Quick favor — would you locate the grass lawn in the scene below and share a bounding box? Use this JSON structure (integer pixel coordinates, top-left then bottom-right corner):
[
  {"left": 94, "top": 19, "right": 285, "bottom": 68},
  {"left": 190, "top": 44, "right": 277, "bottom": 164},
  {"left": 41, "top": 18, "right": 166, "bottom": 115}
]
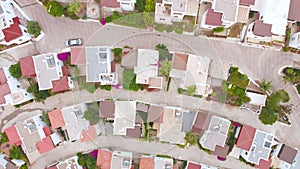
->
[
  {"left": 122, "top": 69, "right": 136, "bottom": 90},
  {"left": 113, "top": 13, "right": 147, "bottom": 29}
]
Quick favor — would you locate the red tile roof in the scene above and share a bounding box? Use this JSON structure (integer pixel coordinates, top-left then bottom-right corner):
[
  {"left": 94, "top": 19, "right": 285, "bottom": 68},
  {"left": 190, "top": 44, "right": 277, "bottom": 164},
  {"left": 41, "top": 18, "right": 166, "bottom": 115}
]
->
[
  {"left": 253, "top": 20, "right": 272, "bottom": 37},
  {"left": 126, "top": 125, "right": 141, "bottom": 138},
  {"left": 288, "top": 0, "right": 300, "bottom": 22},
  {"left": 70, "top": 47, "right": 86, "bottom": 65},
  {"left": 81, "top": 125, "right": 98, "bottom": 142},
  {"left": 147, "top": 105, "right": 164, "bottom": 123},
  {"left": 255, "top": 159, "right": 272, "bottom": 169},
  {"left": 100, "top": 0, "right": 120, "bottom": 8},
  {"left": 2, "top": 17, "right": 22, "bottom": 42},
  {"left": 205, "top": 8, "right": 223, "bottom": 27},
  {"left": 36, "top": 136, "right": 54, "bottom": 154},
  {"left": 239, "top": 0, "right": 255, "bottom": 5},
  {"left": 172, "top": 53, "right": 188, "bottom": 70},
  {"left": 139, "top": 157, "right": 154, "bottom": 169},
  {"left": 61, "top": 66, "right": 69, "bottom": 76},
  {"left": 236, "top": 125, "right": 256, "bottom": 151},
  {"left": 43, "top": 126, "right": 51, "bottom": 137},
  {"left": 99, "top": 101, "right": 115, "bottom": 118},
  {"left": 51, "top": 76, "right": 70, "bottom": 93},
  {"left": 211, "top": 145, "right": 229, "bottom": 158},
  {"left": 48, "top": 109, "right": 65, "bottom": 129},
  {"left": 192, "top": 112, "right": 211, "bottom": 135},
  {"left": 97, "top": 150, "right": 112, "bottom": 169},
  {"left": 19, "top": 56, "right": 36, "bottom": 77},
  {"left": 0, "top": 68, "right": 7, "bottom": 84},
  {"left": 278, "top": 144, "right": 297, "bottom": 164},
  {"left": 187, "top": 162, "right": 201, "bottom": 169},
  {"left": 0, "top": 83, "right": 11, "bottom": 104},
  {"left": 4, "top": 126, "right": 22, "bottom": 146}
]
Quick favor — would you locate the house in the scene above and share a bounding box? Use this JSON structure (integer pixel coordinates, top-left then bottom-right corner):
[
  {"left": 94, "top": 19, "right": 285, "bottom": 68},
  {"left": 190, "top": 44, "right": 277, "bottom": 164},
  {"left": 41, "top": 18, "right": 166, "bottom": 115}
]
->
[
  {"left": 277, "top": 144, "right": 300, "bottom": 169},
  {"left": 185, "top": 161, "right": 218, "bottom": 169},
  {"left": 100, "top": 0, "right": 136, "bottom": 11},
  {"left": 47, "top": 156, "right": 83, "bottom": 169},
  {"left": 48, "top": 109, "right": 65, "bottom": 129},
  {"left": 19, "top": 56, "right": 36, "bottom": 77},
  {"left": 97, "top": 149, "right": 112, "bottom": 169},
  {"left": 113, "top": 101, "right": 137, "bottom": 136},
  {"left": 191, "top": 111, "right": 211, "bottom": 135},
  {"left": 70, "top": 46, "right": 118, "bottom": 85},
  {"left": 288, "top": 0, "right": 300, "bottom": 22},
  {"left": 0, "top": 67, "right": 33, "bottom": 107},
  {"left": 99, "top": 100, "right": 115, "bottom": 120},
  {"left": 0, "top": 153, "right": 20, "bottom": 169},
  {"left": 240, "top": 129, "right": 275, "bottom": 165},
  {"left": 4, "top": 114, "right": 56, "bottom": 163},
  {"left": 134, "top": 49, "right": 163, "bottom": 89},
  {"left": 111, "top": 151, "right": 133, "bottom": 169},
  {"left": 32, "top": 53, "right": 73, "bottom": 92},
  {"left": 154, "top": 156, "right": 173, "bottom": 169},
  {"left": 200, "top": 0, "right": 241, "bottom": 29},
  {"left": 289, "top": 32, "right": 300, "bottom": 50},
  {"left": 139, "top": 156, "right": 155, "bottom": 169},
  {"left": 199, "top": 116, "right": 231, "bottom": 151},
  {"left": 158, "top": 107, "right": 185, "bottom": 145},
  {"left": 241, "top": 91, "right": 267, "bottom": 113},
  {"left": 170, "top": 53, "right": 212, "bottom": 96},
  {"left": 236, "top": 125, "right": 256, "bottom": 151},
  {"left": 245, "top": 0, "right": 290, "bottom": 43},
  {"left": 0, "top": 0, "right": 31, "bottom": 46},
  {"left": 155, "top": 0, "right": 199, "bottom": 24}
]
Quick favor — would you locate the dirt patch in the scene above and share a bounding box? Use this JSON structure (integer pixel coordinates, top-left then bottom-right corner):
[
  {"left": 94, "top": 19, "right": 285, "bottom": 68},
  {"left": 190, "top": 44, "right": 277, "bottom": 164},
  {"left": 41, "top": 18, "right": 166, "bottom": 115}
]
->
[{"left": 228, "top": 23, "right": 244, "bottom": 38}]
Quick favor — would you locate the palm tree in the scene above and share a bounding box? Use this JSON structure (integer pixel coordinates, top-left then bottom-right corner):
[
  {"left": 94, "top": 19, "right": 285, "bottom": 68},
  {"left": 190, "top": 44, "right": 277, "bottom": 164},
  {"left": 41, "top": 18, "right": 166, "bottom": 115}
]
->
[
  {"left": 186, "top": 85, "right": 197, "bottom": 96},
  {"left": 259, "top": 79, "right": 273, "bottom": 93},
  {"left": 159, "top": 59, "right": 172, "bottom": 77}
]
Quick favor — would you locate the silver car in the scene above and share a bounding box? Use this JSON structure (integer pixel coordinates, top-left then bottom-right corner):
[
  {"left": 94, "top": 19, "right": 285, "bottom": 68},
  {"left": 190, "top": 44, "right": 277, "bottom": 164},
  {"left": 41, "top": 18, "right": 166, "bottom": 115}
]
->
[{"left": 65, "top": 38, "right": 82, "bottom": 47}]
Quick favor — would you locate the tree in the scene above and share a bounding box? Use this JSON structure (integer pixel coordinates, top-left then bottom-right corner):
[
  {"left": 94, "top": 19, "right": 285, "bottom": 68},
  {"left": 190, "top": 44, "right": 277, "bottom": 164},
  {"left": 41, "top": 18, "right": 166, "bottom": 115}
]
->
[
  {"left": 67, "top": 2, "right": 81, "bottom": 15},
  {"left": 212, "top": 26, "right": 225, "bottom": 33},
  {"left": 143, "top": 12, "right": 154, "bottom": 27},
  {"left": 27, "top": 21, "right": 42, "bottom": 38},
  {"left": 186, "top": 85, "right": 197, "bottom": 96},
  {"left": 9, "top": 145, "right": 25, "bottom": 160},
  {"left": 144, "top": 0, "right": 155, "bottom": 12},
  {"left": 278, "top": 89, "right": 290, "bottom": 103},
  {"left": 27, "top": 83, "right": 50, "bottom": 101},
  {"left": 46, "top": 0, "right": 65, "bottom": 17},
  {"left": 184, "top": 131, "right": 198, "bottom": 146},
  {"left": 77, "top": 153, "right": 97, "bottom": 169},
  {"left": 159, "top": 59, "right": 172, "bottom": 77},
  {"left": 83, "top": 109, "right": 100, "bottom": 124},
  {"left": 259, "top": 79, "right": 272, "bottom": 93},
  {"left": 40, "top": 112, "right": 51, "bottom": 126},
  {"left": 136, "top": 0, "right": 146, "bottom": 12},
  {"left": 259, "top": 107, "right": 277, "bottom": 125},
  {"left": 156, "top": 44, "right": 170, "bottom": 60},
  {"left": 9, "top": 62, "right": 22, "bottom": 79},
  {"left": 0, "top": 132, "right": 8, "bottom": 146}
]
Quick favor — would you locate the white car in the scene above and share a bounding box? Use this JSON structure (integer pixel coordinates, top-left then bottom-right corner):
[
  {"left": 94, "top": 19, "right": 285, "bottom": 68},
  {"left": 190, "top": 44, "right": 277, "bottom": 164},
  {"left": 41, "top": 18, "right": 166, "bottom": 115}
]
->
[{"left": 65, "top": 38, "right": 82, "bottom": 47}]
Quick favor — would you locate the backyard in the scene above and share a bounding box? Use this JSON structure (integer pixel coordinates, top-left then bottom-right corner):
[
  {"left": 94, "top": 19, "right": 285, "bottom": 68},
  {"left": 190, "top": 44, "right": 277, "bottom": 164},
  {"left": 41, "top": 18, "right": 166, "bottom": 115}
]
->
[{"left": 122, "top": 69, "right": 142, "bottom": 91}]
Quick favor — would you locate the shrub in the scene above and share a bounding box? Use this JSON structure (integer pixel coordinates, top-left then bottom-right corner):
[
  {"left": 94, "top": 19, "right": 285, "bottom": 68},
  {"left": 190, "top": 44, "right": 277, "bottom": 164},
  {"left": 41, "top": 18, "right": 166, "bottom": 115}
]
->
[
  {"left": 112, "top": 11, "right": 121, "bottom": 20},
  {"left": 70, "top": 14, "right": 80, "bottom": 20},
  {"left": 83, "top": 108, "right": 100, "bottom": 124},
  {"left": 282, "top": 46, "right": 290, "bottom": 52},
  {"left": 154, "top": 23, "right": 165, "bottom": 32},
  {"left": 9, "top": 146, "right": 25, "bottom": 160},
  {"left": 82, "top": 14, "right": 87, "bottom": 20},
  {"left": 67, "top": 2, "right": 81, "bottom": 15},
  {"left": 27, "top": 83, "right": 51, "bottom": 101},
  {"left": 46, "top": 0, "right": 65, "bottom": 17},
  {"left": 159, "top": 59, "right": 172, "bottom": 77},
  {"left": 9, "top": 62, "right": 22, "bottom": 79},
  {"left": 105, "top": 16, "right": 112, "bottom": 23},
  {"left": 136, "top": 0, "right": 146, "bottom": 12},
  {"left": 175, "top": 27, "right": 183, "bottom": 34},
  {"left": 212, "top": 26, "right": 225, "bottom": 33},
  {"left": 40, "top": 112, "right": 51, "bottom": 126},
  {"left": 100, "top": 85, "right": 112, "bottom": 91},
  {"left": 184, "top": 131, "right": 199, "bottom": 146},
  {"left": 0, "top": 132, "right": 8, "bottom": 146},
  {"left": 166, "top": 25, "right": 173, "bottom": 33},
  {"left": 27, "top": 21, "right": 42, "bottom": 38}
]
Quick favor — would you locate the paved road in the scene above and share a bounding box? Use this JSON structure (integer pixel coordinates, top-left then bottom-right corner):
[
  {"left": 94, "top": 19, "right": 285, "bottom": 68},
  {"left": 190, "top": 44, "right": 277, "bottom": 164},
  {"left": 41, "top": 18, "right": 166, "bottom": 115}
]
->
[{"left": 31, "top": 135, "right": 253, "bottom": 169}]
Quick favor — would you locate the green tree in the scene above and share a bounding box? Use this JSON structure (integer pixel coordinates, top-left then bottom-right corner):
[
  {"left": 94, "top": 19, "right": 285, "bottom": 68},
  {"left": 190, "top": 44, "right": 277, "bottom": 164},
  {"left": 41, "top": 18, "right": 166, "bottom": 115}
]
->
[
  {"left": 46, "top": 0, "right": 65, "bottom": 17},
  {"left": 143, "top": 12, "right": 154, "bottom": 27},
  {"left": 136, "top": 0, "right": 146, "bottom": 12},
  {"left": 159, "top": 59, "right": 172, "bottom": 77},
  {"left": 184, "top": 131, "right": 198, "bottom": 146},
  {"left": 259, "top": 107, "right": 277, "bottom": 125},
  {"left": 144, "top": 0, "right": 155, "bottom": 12},
  {"left": 40, "top": 112, "right": 51, "bottom": 126},
  {"left": 9, "top": 146, "right": 25, "bottom": 160},
  {"left": 27, "top": 21, "right": 42, "bottom": 38},
  {"left": 77, "top": 152, "right": 97, "bottom": 169},
  {"left": 277, "top": 89, "right": 290, "bottom": 103},
  {"left": 67, "top": 2, "right": 81, "bottom": 15},
  {"left": 0, "top": 132, "right": 8, "bottom": 146},
  {"left": 259, "top": 79, "right": 273, "bottom": 93},
  {"left": 212, "top": 26, "right": 225, "bottom": 33},
  {"left": 186, "top": 85, "right": 197, "bottom": 96},
  {"left": 83, "top": 108, "right": 100, "bottom": 124},
  {"left": 155, "top": 44, "right": 170, "bottom": 60},
  {"left": 9, "top": 62, "right": 22, "bottom": 79},
  {"left": 27, "top": 83, "right": 50, "bottom": 101}
]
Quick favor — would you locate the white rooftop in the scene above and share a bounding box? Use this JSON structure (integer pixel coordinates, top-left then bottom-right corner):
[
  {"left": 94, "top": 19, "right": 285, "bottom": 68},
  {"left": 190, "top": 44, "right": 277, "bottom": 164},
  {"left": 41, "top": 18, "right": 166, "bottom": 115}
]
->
[
  {"left": 111, "top": 151, "right": 133, "bottom": 169},
  {"left": 246, "top": 91, "right": 267, "bottom": 106}
]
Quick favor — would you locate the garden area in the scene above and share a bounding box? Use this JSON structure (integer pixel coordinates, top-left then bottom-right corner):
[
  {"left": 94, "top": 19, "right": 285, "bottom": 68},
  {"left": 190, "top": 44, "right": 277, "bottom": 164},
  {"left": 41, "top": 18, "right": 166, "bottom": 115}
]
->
[
  {"left": 122, "top": 69, "right": 142, "bottom": 91},
  {"left": 259, "top": 90, "right": 290, "bottom": 125},
  {"left": 282, "top": 67, "right": 300, "bottom": 94}
]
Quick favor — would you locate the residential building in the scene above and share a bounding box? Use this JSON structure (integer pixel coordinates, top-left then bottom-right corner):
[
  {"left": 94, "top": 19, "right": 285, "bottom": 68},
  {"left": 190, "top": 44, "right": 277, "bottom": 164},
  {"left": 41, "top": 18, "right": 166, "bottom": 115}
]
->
[
  {"left": 245, "top": 0, "right": 290, "bottom": 43},
  {"left": 0, "top": 154, "right": 20, "bottom": 169},
  {"left": 19, "top": 56, "right": 36, "bottom": 77},
  {"left": 288, "top": 0, "right": 300, "bottom": 22},
  {"left": 155, "top": 0, "right": 198, "bottom": 24},
  {"left": 111, "top": 151, "right": 133, "bottom": 169},
  {"left": 97, "top": 149, "right": 112, "bottom": 169},
  {"left": 241, "top": 91, "right": 267, "bottom": 113},
  {"left": 289, "top": 32, "right": 300, "bottom": 50},
  {"left": 236, "top": 125, "right": 256, "bottom": 151},
  {"left": 154, "top": 156, "right": 173, "bottom": 169},
  {"left": 185, "top": 161, "right": 218, "bottom": 169},
  {"left": 99, "top": 100, "right": 115, "bottom": 120},
  {"left": 240, "top": 129, "right": 275, "bottom": 165},
  {"left": 199, "top": 116, "right": 231, "bottom": 151},
  {"left": 147, "top": 105, "right": 164, "bottom": 136},
  {"left": 48, "top": 109, "right": 65, "bottom": 129},
  {"left": 191, "top": 111, "right": 211, "bottom": 135},
  {"left": 4, "top": 115, "right": 56, "bottom": 163},
  {"left": 100, "top": 0, "right": 136, "bottom": 11},
  {"left": 0, "top": 0, "right": 31, "bottom": 46},
  {"left": 170, "top": 53, "right": 212, "bottom": 96},
  {"left": 70, "top": 46, "right": 118, "bottom": 85},
  {"left": 32, "top": 53, "right": 73, "bottom": 91},
  {"left": 47, "top": 156, "right": 83, "bottom": 169},
  {"left": 278, "top": 144, "right": 300, "bottom": 169},
  {"left": 0, "top": 67, "right": 33, "bottom": 107},
  {"left": 139, "top": 156, "right": 155, "bottom": 169},
  {"left": 200, "top": 0, "right": 240, "bottom": 29},
  {"left": 158, "top": 107, "right": 185, "bottom": 145},
  {"left": 134, "top": 49, "right": 163, "bottom": 89}
]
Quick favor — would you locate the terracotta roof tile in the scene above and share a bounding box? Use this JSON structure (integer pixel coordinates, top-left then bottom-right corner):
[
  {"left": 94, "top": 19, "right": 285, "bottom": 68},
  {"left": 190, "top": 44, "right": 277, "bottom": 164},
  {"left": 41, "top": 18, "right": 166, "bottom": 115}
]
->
[
  {"left": 99, "top": 101, "right": 115, "bottom": 118},
  {"left": 147, "top": 105, "right": 164, "bottom": 123},
  {"left": 192, "top": 112, "right": 211, "bottom": 135},
  {"left": 0, "top": 83, "right": 11, "bottom": 104},
  {"left": 2, "top": 17, "right": 22, "bottom": 42},
  {"left": 255, "top": 159, "right": 272, "bottom": 169},
  {"left": 187, "top": 162, "right": 201, "bottom": 169},
  {"left": 100, "top": 0, "right": 120, "bottom": 8},
  {"left": 81, "top": 125, "right": 98, "bottom": 142},
  {"left": 278, "top": 144, "right": 297, "bottom": 164},
  {"left": 139, "top": 157, "right": 154, "bottom": 169},
  {"left": 205, "top": 8, "right": 223, "bottom": 27},
  {"left": 97, "top": 150, "right": 112, "bottom": 169},
  {"left": 172, "top": 53, "right": 188, "bottom": 70},
  {"left": 36, "top": 136, "right": 54, "bottom": 154},
  {"left": 70, "top": 47, "right": 86, "bottom": 65},
  {"left": 288, "top": 0, "right": 300, "bottom": 22},
  {"left": 253, "top": 20, "right": 272, "bottom": 37},
  {"left": 239, "top": 0, "right": 255, "bottom": 5},
  {"left": 0, "top": 68, "right": 7, "bottom": 84},
  {"left": 51, "top": 76, "right": 70, "bottom": 93},
  {"left": 236, "top": 125, "right": 256, "bottom": 151},
  {"left": 19, "top": 56, "right": 36, "bottom": 77},
  {"left": 48, "top": 109, "right": 65, "bottom": 129},
  {"left": 4, "top": 126, "right": 22, "bottom": 146}
]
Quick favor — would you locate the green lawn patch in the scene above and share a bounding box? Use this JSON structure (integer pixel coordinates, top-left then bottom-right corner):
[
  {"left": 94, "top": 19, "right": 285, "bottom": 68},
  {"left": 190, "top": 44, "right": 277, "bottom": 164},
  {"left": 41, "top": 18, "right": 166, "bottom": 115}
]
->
[
  {"left": 113, "top": 12, "right": 147, "bottom": 29},
  {"left": 122, "top": 69, "right": 142, "bottom": 91}
]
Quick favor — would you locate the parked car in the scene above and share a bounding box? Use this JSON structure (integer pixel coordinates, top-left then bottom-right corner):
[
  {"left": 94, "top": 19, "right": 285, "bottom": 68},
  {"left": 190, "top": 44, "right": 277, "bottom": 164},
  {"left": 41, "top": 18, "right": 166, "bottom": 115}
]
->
[
  {"left": 65, "top": 38, "right": 82, "bottom": 47},
  {"left": 282, "top": 116, "right": 289, "bottom": 122}
]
